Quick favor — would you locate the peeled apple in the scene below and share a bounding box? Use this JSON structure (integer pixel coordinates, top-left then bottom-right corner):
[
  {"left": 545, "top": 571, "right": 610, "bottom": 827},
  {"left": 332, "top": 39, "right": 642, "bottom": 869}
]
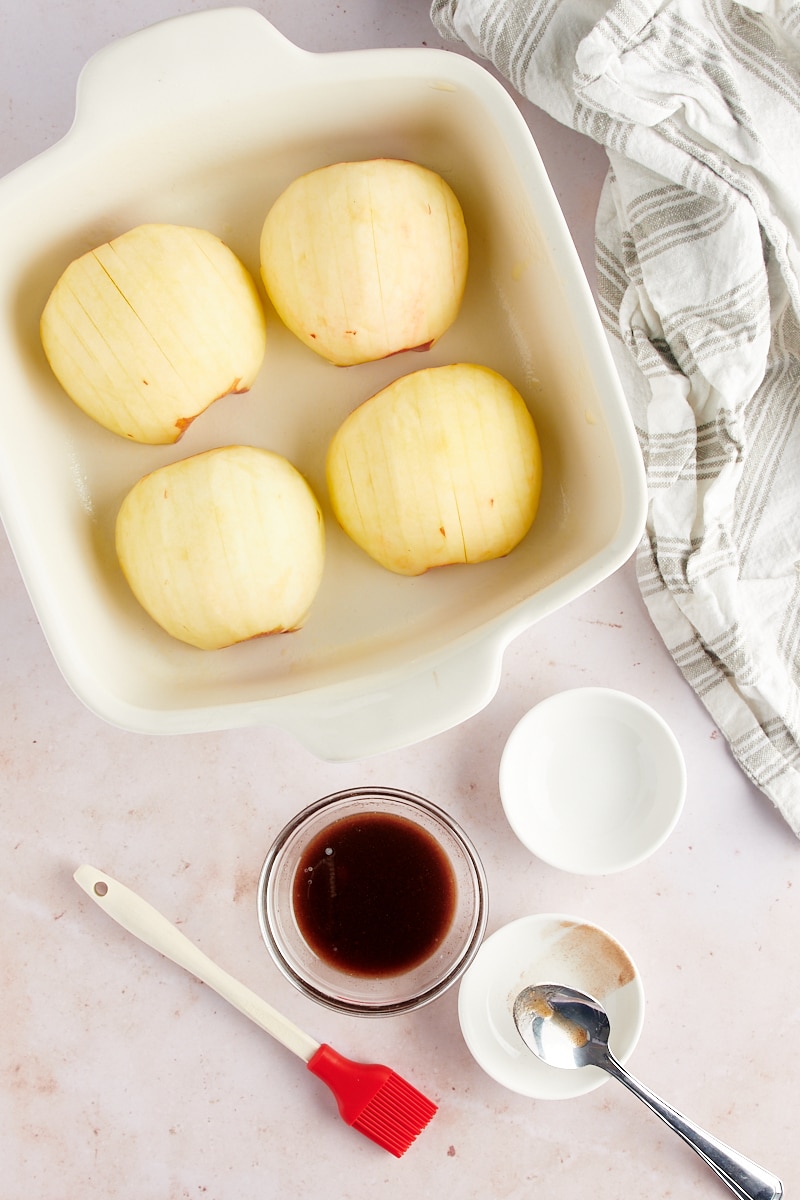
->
[
  {"left": 326, "top": 363, "right": 542, "bottom": 576},
  {"left": 115, "top": 445, "right": 325, "bottom": 649},
  {"left": 260, "top": 158, "right": 468, "bottom": 366},
  {"left": 40, "top": 224, "right": 267, "bottom": 444}
]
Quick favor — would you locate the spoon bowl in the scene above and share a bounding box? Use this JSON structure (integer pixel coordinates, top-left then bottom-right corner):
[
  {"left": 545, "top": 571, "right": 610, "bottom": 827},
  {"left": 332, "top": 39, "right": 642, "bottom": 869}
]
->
[
  {"left": 513, "top": 982, "right": 783, "bottom": 1200},
  {"left": 513, "top": 982, "right": 612, "bottom": 1070}
]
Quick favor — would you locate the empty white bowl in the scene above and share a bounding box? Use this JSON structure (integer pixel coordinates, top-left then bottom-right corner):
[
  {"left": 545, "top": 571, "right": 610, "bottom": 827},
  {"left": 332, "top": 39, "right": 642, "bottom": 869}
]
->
[
  {"left": 499, "top": 688, "right": 686, "bottom": 874},
  {"left": 458, "top": 912, "right": 645, "bottom": 1098}
]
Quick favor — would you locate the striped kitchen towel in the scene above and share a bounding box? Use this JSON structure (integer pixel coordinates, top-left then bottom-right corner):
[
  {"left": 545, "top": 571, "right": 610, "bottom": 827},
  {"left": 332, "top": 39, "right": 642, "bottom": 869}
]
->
[{"left": 431, "top": 0, "right": 800, "bottom": 837}]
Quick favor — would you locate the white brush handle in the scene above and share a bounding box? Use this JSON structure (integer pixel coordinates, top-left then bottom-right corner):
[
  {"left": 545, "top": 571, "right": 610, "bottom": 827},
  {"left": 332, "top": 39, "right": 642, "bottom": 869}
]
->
[{"left": 74, "top": 865, "right": 319, "bottom": 1063}]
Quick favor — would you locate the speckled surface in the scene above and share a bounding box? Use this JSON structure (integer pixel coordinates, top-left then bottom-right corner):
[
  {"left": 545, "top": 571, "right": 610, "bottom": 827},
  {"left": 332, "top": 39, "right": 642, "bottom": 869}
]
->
[{"left": 1, "top": 3, "right": 797, "bottom": 1197}]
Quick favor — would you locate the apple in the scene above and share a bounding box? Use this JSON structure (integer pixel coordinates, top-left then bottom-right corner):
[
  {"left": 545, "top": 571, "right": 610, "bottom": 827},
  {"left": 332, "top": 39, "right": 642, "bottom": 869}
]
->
[
  {"left": 326, "top": 363, "right": 542, "bottom": 576},
  {"left": 115, "top": 445, "right": 325, "bottom": 649},
  {"left": 260, "top": 158, "right": 468, "bottom": 366},
  {"left": 40, "top": 224, "right": 267, "bottom": 444}
]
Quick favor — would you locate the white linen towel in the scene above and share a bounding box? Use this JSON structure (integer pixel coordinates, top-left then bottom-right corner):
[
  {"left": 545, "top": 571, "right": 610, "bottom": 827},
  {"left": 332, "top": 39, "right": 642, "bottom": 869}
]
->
[{"left": 431, "top": 0, "right": 800, "bottom": 837}]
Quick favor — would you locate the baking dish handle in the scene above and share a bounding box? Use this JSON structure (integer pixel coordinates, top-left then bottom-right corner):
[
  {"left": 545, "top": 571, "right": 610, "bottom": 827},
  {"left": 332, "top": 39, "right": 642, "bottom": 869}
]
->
[
  {"left": 280, "top": 639, "right": 506, "bottom": 762},
  {"left": 68, "top": 8, "right": 314, "bottom": 144}
]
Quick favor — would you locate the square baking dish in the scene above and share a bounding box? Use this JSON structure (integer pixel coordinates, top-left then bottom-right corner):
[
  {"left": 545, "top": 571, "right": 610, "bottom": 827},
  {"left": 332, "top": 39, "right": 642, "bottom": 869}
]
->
[{"left": 0, "top": 7, "right": 646, "bottom": 759}]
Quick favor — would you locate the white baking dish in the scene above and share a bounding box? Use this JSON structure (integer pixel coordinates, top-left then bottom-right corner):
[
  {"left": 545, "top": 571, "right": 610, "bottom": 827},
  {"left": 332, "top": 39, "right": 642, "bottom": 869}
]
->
[{"left": 0, "top": 7, "right": 646, "bottom": 759}]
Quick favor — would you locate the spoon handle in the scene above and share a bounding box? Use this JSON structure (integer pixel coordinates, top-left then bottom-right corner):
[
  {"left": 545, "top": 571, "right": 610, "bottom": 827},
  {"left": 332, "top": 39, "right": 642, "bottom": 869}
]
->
[{"left": 601, "top": 1052, "right": 782, "bottom": 1200}]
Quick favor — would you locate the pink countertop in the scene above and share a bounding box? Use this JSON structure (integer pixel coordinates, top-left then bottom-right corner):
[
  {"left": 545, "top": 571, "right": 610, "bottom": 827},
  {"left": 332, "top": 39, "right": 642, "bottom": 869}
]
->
[{"left": 1, "top": 3, "right": 797, "bottom": 1198}]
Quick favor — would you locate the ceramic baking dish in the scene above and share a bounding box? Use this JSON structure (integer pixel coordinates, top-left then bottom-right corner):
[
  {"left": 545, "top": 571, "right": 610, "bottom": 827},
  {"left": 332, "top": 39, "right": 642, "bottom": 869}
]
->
[{"left": 0, "top": 7, "right": 646, "bottom": 759}]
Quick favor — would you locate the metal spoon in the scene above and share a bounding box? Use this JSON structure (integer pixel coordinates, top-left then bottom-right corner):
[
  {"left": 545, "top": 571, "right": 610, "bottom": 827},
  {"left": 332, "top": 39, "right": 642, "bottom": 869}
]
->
[{"left": 513, "top": 983, "right": 782, "bottom": 1200}]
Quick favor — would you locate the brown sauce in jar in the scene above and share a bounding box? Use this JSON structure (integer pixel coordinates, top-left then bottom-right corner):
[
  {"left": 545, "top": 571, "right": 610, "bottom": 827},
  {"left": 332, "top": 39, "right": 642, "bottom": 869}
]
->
[{"left": 292, "top": 811, "right": 457, "bottom": 977}]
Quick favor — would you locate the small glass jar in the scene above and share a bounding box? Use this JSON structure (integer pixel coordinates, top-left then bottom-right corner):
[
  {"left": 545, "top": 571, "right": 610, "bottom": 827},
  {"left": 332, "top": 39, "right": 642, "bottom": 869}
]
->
[{"left": 257, "top": 786, "right": 488, "bottom": 1016}]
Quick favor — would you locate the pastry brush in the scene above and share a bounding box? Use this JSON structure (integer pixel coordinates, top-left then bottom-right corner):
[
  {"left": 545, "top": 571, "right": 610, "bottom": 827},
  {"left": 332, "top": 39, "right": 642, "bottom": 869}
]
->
[{"left": 73, "top": 864, "right": 437, "bottom": 1157}]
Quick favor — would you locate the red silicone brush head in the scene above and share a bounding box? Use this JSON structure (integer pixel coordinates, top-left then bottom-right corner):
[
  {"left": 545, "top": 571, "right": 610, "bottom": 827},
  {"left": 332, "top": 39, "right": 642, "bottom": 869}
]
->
[{"left": 307, "top": 1044, "right": 437, "bottom": 1157}]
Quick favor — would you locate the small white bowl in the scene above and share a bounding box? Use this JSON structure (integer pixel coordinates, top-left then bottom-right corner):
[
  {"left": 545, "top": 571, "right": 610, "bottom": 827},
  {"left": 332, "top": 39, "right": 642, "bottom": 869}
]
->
[
  {"left": 458, "top": 912, "right": 645, "bottom": 1099},
  {"left": 499, "top": 688, "right": 686, "bottom": 874}
]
